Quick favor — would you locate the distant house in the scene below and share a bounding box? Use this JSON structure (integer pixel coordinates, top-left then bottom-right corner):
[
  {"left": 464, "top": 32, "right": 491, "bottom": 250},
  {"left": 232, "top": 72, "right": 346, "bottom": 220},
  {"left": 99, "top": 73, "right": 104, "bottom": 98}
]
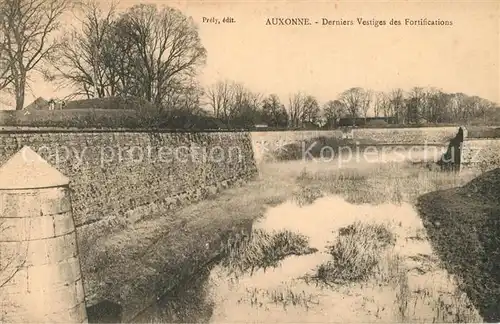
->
[
  {"left": 25, "top": 97, "right": 68, "bottom": 110},
  {"left": 338, "top": 116, "right": 397, "bottom": 127},
  {"left": 24, "top": 97, "right": 49, "bottom": 110}
]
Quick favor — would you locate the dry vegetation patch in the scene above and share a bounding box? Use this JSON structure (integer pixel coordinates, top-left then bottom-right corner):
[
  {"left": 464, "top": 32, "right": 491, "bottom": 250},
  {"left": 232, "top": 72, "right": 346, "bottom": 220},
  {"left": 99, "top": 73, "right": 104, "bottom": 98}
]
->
[
  {"left": 218, "top": 228, "right": 318, "bottom": 277},
  {"left": 312, "top": 222, "right": 396, "bottom": 285}
]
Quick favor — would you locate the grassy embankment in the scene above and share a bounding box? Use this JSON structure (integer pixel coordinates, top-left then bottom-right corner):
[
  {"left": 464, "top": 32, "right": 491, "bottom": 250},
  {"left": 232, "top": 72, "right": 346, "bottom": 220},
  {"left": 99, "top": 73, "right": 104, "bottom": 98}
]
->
[{"left": 417, "top": 168, "right": 500, "bottom": 322}]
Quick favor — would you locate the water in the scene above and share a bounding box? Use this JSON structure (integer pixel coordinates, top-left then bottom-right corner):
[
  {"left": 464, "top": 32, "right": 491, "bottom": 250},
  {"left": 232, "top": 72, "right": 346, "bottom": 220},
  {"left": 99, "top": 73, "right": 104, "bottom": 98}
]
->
[
  {"left": 133, "top": 193, "right": 464, "bottom": 323},
  {"left": 208, "top": 196, "right": 424, "bottom": 323}
]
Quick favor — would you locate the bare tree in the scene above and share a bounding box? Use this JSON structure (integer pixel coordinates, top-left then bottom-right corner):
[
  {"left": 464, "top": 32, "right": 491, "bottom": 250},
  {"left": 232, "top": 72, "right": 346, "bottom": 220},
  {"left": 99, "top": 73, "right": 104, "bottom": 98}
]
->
[
  {"left": 388, "top": 88, "right": 405, "bottom": 124},
  {"left": 205, "top": 80, "right": 262, "bottom": 126},
  {"left": 339, "top": 87, "right": 366, "bottom": 118},
  {"left": 302, "top": 95, "right": 320, "bottom": 126},
  {"left": 0, "top": 0, "right": 71, "bottom": 110},
  {"left": 117, "top": 4, "right": 206, "bottom": 107},
  {"left": 0, "top": 13, "right": 14, "bottom": 92},
  {"left": 373, "top": 91, "right": 389, "bottom": 117},
  {"left": 205, "top": 80, "right": 235, "bottom": 121},
  {"left": 404, "top": 87, "right": 426, "bottom": 124},
  {"left": 360, "top": 89, "right": 373, "bottom": 122},
  {"left": 285, "top": 92, "right": 321, "bottom": 128},
  {"left": 55, "top": 0, "right": 118, "bottom": 98},
  {"left": 287, "top": 92, "right": 306, "bottom": 128},
  {"left": 450, "top": 93, "right": 468, "bottom": 122},
  {"left": 474, "top": 96, "right": 494, "bottom": 124},
  {"left": 227, "top": 82, "right": 262, "bottom": 126},
  {"left": 425, "top": 89, "right": 452, "bottom": 123},
  {"left": 163, "top": 77, "right": 204, "bottom": 114},
  {"left": 58, "top": 2, "right": 206, "bottom": 110},
  {"left": 261, "top": 94, "right": 288, "bottom": 127},
  {"left": 323, "top": 99, "right": 345, "bottom": 128}
]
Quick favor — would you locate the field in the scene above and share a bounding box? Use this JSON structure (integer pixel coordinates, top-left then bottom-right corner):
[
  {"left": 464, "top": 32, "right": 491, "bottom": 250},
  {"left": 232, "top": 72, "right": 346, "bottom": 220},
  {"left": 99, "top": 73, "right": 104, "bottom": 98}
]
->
[{"left": 120, "top": 150, "right": 493, "bottom": 323}]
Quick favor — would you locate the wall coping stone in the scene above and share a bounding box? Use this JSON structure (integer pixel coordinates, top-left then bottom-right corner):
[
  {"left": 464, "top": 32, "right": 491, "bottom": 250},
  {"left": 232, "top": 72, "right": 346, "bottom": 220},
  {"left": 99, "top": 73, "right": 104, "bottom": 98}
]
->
[
  {"left": 0, "top": 146, "right": 70, "bottom": 190},
  {"left": 0, "top": 126, "right": 462, "bottom": 134},
  {"left": 0, "top": 127, "right": 255, "bottom": 134}
]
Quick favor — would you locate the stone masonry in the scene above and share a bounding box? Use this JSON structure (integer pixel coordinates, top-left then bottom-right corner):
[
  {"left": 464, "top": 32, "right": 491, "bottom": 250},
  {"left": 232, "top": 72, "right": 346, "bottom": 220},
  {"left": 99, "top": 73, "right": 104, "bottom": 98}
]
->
[{"left": 0, "top": 146, "right": 88, "bottom": 323}]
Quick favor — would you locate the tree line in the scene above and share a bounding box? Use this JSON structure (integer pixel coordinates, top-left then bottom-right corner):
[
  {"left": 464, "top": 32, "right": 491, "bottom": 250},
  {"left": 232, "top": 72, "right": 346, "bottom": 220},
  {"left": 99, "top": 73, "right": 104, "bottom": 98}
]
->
[
  {"left": 205, "top": 82, "right": 500, "bottom": 128},
  {"left": 1, "top": 0, "right": 498, "bottom": 128}
]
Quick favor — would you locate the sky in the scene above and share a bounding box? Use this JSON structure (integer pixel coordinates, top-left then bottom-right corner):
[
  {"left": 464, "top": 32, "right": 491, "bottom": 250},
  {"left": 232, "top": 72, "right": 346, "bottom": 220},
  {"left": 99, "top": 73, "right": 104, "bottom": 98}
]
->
[{"left": 1, "top": 0, "right": 499, "bottom": 110}]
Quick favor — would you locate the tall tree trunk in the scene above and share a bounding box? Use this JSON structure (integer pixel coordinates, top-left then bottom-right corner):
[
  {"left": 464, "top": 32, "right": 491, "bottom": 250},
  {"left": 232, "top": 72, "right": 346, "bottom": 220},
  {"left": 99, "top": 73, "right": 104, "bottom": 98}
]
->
[{"left": 15, "top": 73, "right": 26, "bottom": 110}]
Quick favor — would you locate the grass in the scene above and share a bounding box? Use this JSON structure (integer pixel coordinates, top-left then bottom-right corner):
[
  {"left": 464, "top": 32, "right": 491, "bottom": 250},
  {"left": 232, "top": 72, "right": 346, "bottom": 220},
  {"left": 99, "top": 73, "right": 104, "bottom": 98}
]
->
[
  {"left": 218, "top": 228, "right": 318, "bottom": 277},
  {"left": 312, "top": 222, "right": 396, "bottom": 285},
  {"left": 394, "top": 280, "right": 482, "bottom": 323},
  {"left": 304, "top": 217, "right": 481, "bottom": 323},
  {"left": 0, "top": 108, "right": 140, "bottom": 128},
  {"left": 237, "top": 285, "right": 320, "bottom": 311},
  {"left": 291, "top": 184, "right": 324, "bottom": 206},
  {"left": 293, "top": 162, "right": 472, "bottom": 205},
  {"left": 416, "top": 168, "right": 500, "bottom": 322}
]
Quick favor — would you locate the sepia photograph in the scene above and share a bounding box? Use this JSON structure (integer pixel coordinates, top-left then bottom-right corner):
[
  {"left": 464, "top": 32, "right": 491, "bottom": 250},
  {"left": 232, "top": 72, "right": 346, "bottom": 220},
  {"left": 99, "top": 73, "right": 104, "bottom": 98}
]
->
[{"left": 0, "top": 0, "right": 499, "bottom": 323}]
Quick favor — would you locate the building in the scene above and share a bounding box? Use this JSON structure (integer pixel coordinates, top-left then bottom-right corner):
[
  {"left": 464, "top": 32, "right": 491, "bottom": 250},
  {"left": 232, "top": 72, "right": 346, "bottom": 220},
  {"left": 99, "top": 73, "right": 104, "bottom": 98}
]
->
[{"left": 23, "top": 97, "right": 50, "bottom": 110}]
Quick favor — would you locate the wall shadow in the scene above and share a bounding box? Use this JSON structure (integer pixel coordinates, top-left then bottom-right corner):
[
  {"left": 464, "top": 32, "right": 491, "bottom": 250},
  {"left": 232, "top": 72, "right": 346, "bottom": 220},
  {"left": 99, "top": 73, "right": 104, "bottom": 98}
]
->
[
  {"left": 126, "top": 223, "right": 254, "bottom": 323},
  {"left": 130, "top": 265, "right": 216, "bottom": 323},
  {"left": 87, "top": 300, "right": 123, "bottom": 323},
  {"left": 416, "top": 169, "right": 500, "bottom": 322}
]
